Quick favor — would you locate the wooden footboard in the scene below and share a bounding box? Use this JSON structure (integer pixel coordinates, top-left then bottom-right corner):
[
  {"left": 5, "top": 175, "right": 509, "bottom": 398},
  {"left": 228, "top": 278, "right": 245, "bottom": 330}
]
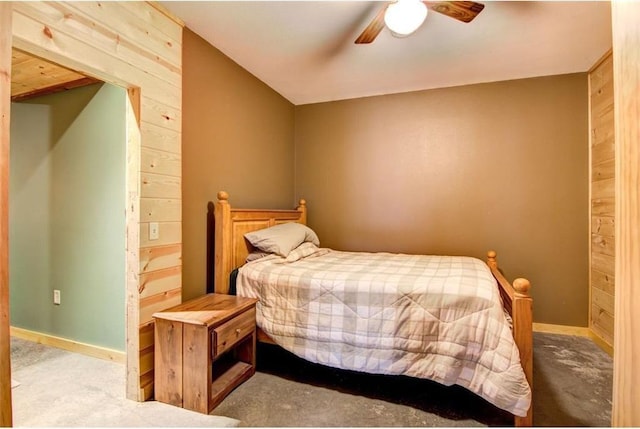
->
[
  {"left": 488, "top": 251, "right": 533, "bottom": 427},
  {"left": 214, "top": 191, "right": 533, "bottom": 426}
]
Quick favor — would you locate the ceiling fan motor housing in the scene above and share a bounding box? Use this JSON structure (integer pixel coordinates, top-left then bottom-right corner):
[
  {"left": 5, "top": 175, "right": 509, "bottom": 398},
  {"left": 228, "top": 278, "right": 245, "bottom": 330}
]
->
[{"left": 384, "top": 0, "right": 429, "bottom": 37}]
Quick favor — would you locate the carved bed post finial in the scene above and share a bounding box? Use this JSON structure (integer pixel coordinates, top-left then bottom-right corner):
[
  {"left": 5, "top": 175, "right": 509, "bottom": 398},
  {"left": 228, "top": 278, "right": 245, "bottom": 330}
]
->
[
  {"left": 487, "top": 250, "right": 498, "bottom": 269},
  {"left": 513, "top": 278, "right": 531, "bottom": 298},
  {"left": 217, "top": 191, "right": 229, "bottom": 202},
  {"left": 297, "top": 198, "right": 307, "bottom": 224}
]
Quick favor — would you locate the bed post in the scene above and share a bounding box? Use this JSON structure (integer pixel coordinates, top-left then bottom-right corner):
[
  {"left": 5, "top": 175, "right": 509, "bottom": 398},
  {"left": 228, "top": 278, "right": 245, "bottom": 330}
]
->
[
  {"left": 487, "top": 250, "right": 498, "bottom": 270},
  {"left": 487, "top": 251, "right": 533, "bottom": 427},
  {"left": 512, "top": 278, "right": 533, "bottom": 427},
  {"left": 297, "top": 199, "right": 307, "bottom": 224},
  {"left": 214, "top": 191, "right": 232, "bottom": 294}
]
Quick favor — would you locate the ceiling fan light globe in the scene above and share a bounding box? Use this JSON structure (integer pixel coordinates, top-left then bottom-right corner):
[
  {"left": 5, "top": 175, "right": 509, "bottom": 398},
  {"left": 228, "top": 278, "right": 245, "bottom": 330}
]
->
[{"left": 384, "top": 0, "right": 428, "bottom": 37}]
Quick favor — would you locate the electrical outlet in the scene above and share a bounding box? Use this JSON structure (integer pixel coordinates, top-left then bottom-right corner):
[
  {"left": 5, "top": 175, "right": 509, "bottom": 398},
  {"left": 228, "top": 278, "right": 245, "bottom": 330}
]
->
[
  {"left": 149, "top": 222, "right": 159, "bottom": 240},
  {"left": 53, "top": 289, "right": 61, "bottom": 305}
]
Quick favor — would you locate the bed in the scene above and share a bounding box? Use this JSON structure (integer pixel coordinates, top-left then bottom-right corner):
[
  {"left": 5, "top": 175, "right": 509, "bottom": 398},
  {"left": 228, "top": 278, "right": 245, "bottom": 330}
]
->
[{"left": 213, "top": 191, "right": 533, "bottom": 426}]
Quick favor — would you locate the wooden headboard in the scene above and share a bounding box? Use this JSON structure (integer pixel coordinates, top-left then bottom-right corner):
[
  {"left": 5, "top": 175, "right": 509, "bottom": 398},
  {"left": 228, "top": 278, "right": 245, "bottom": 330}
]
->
[{"left": 213, "top": 191, "right": 307, "bottom": 294}]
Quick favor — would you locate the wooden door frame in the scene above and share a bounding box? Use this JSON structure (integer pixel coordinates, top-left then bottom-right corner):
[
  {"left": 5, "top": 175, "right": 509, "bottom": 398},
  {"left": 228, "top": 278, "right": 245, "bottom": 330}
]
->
[
  {"left": 0, "top": 6, "right": 143, "bottom": 424},
  {"left": 2, "top": 4, "right": 185, "bottom": 418},
  {"left": 1, "top": 3, "right": 13, "bottom": 427},
  {"left": 612, "top": 1, "right": 640, "bottom": 425}
]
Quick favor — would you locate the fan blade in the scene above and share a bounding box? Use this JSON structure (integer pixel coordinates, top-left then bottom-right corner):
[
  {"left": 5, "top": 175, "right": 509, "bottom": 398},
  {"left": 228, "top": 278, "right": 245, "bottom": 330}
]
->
[
  {"left": 355, "top": 4, "right": 388, "bottom": 44},
  {"left": 425, "top": 1, "right": 485, "bottom": 23}
]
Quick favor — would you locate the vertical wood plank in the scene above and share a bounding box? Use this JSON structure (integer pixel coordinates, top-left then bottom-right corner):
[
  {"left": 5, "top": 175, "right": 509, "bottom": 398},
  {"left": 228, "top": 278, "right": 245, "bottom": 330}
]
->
[
  {"left": 182, "top": 324, "right": 210, "bottom": 414},
  {"left": 612, "top": 1, "right": 640, "bottom": 425},
  {"left": 0, "top": 3, "right": 12, "bottom": 426},
  {"left": 125, "top": 87, "right": 142, "bottom": 400},
  {"left": 153, "top": 319, "right": 183, "bottom": 407}
]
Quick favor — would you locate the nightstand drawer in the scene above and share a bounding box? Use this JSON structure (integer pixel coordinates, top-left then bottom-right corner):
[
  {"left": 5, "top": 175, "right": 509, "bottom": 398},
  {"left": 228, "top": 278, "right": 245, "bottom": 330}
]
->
[{"left": 213, "top": 307, "right": 256, "bottom": 357}]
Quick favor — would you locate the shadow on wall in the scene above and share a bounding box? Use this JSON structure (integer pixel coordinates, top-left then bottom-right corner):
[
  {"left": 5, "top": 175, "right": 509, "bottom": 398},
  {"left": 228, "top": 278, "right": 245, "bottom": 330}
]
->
[
  {"left": 206, "top": 201, "right": 215, "bottom": 294},
  {"left": 22, "top": 83, "right": 102, "bottom": 144},
  {"left": 10, "top": 84, "right": 101, "bottom": 194}
]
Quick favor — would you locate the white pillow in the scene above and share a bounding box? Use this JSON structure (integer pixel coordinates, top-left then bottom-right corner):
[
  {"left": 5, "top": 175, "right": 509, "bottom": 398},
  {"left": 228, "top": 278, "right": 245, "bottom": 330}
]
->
[{"left": 244, "top": 223, "right": 320, "bottom": 257}]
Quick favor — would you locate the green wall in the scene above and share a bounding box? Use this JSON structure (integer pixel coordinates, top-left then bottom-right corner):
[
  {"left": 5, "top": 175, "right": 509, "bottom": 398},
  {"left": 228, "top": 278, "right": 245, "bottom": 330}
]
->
[{"left": 9, "top": 83, "right": 126, "bottom": 351}]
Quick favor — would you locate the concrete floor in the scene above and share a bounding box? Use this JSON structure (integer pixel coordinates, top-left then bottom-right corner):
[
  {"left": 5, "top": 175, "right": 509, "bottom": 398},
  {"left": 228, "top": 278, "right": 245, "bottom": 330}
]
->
[
  {"left": 10, "top": 331, "right": 612, "bottom": 427},
  {"left": 212, "top": 332, "right": 613, "bottom": 427}
]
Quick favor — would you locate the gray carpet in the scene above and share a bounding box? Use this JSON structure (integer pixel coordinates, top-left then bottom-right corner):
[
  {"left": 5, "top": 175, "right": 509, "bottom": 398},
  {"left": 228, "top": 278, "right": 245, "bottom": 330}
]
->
[
  {"left": 211, "top": 332, "right": 613, "bottom": 427},
  {"left": 10, "top": 337, "right": 239, "bottom": 427}
]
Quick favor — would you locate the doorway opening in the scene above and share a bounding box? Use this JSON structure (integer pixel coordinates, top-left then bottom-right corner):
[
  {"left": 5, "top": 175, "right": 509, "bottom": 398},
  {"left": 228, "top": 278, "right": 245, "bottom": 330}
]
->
[
  {"left": 10, "top": 47, "right": 127, "bottom": 355},
  {"left": 6, "top": 46, "right": 140, "bottom": 419}
]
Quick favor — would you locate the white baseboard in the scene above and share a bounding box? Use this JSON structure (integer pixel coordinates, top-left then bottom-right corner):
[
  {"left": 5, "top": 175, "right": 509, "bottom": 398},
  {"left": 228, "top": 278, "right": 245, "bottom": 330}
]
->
[{"left": 10, "top": 326, "right": 126, "bottom": 364}]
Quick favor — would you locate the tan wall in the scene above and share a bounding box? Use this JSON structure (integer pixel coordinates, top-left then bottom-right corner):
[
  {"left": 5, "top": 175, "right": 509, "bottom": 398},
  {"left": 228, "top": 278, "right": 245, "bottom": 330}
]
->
[
  {"left": 182, "top": 29, "right": 295, "bottom": 300},
  {"left": 295, "top": 73, "right": 589, "bottom": 326}
]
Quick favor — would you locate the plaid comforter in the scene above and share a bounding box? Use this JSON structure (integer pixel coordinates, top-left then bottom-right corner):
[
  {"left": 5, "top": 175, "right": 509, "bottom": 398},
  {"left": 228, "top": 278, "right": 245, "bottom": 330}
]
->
[{"left": 236, "top": 243, "right": 532, "bottom": 416}]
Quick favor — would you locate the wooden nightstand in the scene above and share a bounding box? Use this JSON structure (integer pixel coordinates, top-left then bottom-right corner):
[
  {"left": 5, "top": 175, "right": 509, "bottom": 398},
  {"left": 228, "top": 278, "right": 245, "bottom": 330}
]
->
[{"left": 153, "top": 293, "right": 258, "bottom": 414}]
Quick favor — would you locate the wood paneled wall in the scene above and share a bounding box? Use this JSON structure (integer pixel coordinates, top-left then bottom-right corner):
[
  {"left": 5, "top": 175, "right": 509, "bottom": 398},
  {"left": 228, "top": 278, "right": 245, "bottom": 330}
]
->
[
  {"left": 4, "top": 2, "right": 183, "bottom": 401},
  {"left": 0, "top": 4, "right": 13, "bottom": 426},
  {"left": 589, "top": 51, "right": 615, "bottom": 347},
  {"left": 612, "top": 1, "right": 640, "bottom": 425}
]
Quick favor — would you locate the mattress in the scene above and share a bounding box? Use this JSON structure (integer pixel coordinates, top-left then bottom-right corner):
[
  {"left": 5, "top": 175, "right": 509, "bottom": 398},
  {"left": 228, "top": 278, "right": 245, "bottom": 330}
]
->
[{"left": 236, "top": 242, "right": 531, "bottom": 416}]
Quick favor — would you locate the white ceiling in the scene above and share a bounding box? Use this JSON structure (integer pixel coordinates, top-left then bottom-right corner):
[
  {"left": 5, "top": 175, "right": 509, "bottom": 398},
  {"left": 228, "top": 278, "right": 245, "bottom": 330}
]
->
[{"left": 161, "top": 1, "right": 612, "bottom": 105}]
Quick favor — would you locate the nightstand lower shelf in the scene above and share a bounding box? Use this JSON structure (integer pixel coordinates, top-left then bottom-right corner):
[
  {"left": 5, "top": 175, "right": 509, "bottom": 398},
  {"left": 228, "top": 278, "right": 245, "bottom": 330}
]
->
[{"left": 210, "top": 359, "right": 254, "bottom": 408}]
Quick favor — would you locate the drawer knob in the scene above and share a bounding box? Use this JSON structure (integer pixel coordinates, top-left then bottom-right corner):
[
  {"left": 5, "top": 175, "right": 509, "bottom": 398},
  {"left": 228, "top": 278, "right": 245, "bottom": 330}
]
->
[{"left": 235, "top": 328, "right": 241, "bottom": 336}]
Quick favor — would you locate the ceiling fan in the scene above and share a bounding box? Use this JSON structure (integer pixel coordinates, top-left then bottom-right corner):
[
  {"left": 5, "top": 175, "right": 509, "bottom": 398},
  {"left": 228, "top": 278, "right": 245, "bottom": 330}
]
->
[{"left": 355, "top": 0, "right": 485, "bottom": 44}]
